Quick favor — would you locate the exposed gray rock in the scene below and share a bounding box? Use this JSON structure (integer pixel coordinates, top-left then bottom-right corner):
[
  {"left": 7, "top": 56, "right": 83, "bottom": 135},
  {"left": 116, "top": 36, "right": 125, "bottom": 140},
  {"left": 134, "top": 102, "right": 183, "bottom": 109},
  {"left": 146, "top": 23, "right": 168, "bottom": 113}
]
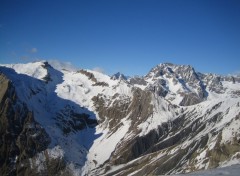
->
[
  {"left": 78, "top": 69, "right": 97, "bottom": 82},
  {"left": 111, "top": 72, "right": 128, "bottom": 80},
  {"left": 1, "top": 62, "right": 240, "bottom": 176},
  {"left": 92, "top": 81, "right": 109, "bottom": 87},
  {"left": 129, "top": 76, "right": 147, "bottom": 85},
  {"left": 55, "top": 105, "right": 98, "bottom": 135},
  {"left": 179, "top": 92, "right": 202, "bottom": 106},
  {"left": 203, "top": 74, "right": 225, "bottom": 93},
  {"left": 104, "top": 110, "right": 240, "bottom": 176},
  {"left": 145, "top": 63, "right": 208, "bottom": 105},
  {"left": 0, "top": 73, "right": 50, "bottom": 176},
  {"left": 146, "top": 79, "right": 168, "bottom": 97}
]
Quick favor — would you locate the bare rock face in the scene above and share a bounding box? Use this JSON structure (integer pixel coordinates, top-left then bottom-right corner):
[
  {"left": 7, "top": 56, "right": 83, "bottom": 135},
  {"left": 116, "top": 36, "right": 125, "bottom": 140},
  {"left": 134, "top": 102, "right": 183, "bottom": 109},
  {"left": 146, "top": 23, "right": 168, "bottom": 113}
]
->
[
  {"left": 127, "top": 88, "right": 153, "bottom": 125},
  {"left": 203, "top": 74, "right": 225, "bottom": 93},
  {"left": 104, "top": 106, "right": 240, "bottom": 176},
  {"left": 92, "top": 93, "right": 131, "bottom": 131},
  {"left": 179, "top": 92, "right": 202, "bottom": 106},
  {"left": 78, "top": 69, "right": 98, "bottom": 82},
  {"left": 1, "top": 62, "right": 240, "bottom": 176},
  {"left": 146, "top": 79, "right": 168, "bottom": 97},
  {"left": 0, "top": 73, "right": 50, "bottom": 175},
  {"left": 91, "top": 88, "right": 154, "bottom": 166},
  {"left": 111, "top": 72, "right": 128, "bottom": 81},
  {"left": 145, "top": 63, "right": 208, "bottom": 106},
  {"left": 129, "top": 76, "right": 147, "bottom": 86},
  {"left": 56, "top": 105, "right": 98, "bottom": 135}
]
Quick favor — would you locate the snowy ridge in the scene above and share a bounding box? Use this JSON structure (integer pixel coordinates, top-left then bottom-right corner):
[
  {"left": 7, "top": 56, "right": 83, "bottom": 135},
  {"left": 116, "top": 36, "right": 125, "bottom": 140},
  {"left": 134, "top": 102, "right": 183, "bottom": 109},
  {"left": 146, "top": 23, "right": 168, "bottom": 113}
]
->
[
  {"left": 56, "top": 69, "right": 132, "bottom": 112},
  {"left": 0, "top": 61, "right": 49, "bottom": 80},
  {"left": 0, "top": 61, "right": 240, "bottom": 175}
]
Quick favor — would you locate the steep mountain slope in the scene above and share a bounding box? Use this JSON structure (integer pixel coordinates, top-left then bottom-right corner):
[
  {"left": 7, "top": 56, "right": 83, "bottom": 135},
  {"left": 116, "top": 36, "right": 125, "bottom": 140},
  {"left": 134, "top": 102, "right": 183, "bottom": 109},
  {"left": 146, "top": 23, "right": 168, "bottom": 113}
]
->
[
  {"left": 0, "top": 61, "right": 239, "bottom": 175},
  {"left": 0, "top": 71, "right": 51, "bottom": 175}
]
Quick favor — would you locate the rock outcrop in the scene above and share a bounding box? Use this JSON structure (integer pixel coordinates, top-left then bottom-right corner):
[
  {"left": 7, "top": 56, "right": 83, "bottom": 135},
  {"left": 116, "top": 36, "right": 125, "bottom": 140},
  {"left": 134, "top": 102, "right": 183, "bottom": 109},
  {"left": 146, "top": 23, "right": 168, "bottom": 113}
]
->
[
  {"left": 0, "top": 73, "right": 51, "bottom": 175},
  {"left": 1, "top": 61, "right": 240, "bottom": 176}
]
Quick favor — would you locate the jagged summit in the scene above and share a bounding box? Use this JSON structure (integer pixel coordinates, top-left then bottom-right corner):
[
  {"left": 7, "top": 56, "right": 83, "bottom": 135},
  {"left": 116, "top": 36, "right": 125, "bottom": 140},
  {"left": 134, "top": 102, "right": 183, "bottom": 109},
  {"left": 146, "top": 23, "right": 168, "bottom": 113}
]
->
[
  {"left": 1, "top": 61, "right": 238, "bottom": 107},
  {"left": 146, "top": 62, "right": 197, "bottom": 79},
  {"left": 1, "top": 61, "right": 240, "bottom": 176},
  {"left": 110, "top": 72, "right": 128, "bottom": 80}
]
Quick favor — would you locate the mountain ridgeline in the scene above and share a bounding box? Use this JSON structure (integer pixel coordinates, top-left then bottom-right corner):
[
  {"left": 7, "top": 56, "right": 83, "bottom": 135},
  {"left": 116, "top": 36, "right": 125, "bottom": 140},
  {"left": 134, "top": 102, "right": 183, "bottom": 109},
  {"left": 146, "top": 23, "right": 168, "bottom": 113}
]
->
[{"left": 0, "top": 61, "right": 240, "bottom": 175}]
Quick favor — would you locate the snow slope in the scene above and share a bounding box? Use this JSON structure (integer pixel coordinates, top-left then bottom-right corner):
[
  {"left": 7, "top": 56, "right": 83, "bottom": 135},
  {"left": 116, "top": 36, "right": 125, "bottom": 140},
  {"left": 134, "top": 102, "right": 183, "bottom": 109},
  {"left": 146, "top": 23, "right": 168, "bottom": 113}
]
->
[{"left": 1, "top": 61, "right": 240, "bottom": 175}]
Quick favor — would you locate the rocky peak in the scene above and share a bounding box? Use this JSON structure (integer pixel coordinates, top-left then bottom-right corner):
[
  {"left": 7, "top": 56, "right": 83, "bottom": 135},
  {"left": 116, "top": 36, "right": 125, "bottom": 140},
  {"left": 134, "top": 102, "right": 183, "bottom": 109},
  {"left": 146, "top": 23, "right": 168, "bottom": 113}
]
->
[
  {"left": 129, "top": 76, "right": 147, "bottom": 86},
  {"left": 144, "top": 63, "right": 207, "bottom": 106},
  {"left": 111, "top": 72, "right": 128, "bottom": 80},
  {"left": 146, "top": 63, "right": 198, "bottom": 82},
  {"left": 1, "top": 61, "right": 240, "bottom": 176}
]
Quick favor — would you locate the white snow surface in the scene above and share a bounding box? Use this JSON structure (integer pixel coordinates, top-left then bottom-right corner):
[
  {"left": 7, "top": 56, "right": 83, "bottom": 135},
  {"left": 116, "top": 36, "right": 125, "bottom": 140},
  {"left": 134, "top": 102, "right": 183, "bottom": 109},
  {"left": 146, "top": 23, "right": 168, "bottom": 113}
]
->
[
  {"left": 138, "top": 94, "right": 178, "bottom": 136},
  {"left": 0, "top": 61, "right": 48, "bottom": 80},
  {"left": 1, "top": 61, "right": 240, "bottom": 175},
  {"left": 56, "top": 69, "right": 132, "bottom": 111},
  {"left": 82, "top": 117, "right": 131, "bottom": 175},
  {"left": 0, "top": 61, "right": 134, "bottom": 174}
]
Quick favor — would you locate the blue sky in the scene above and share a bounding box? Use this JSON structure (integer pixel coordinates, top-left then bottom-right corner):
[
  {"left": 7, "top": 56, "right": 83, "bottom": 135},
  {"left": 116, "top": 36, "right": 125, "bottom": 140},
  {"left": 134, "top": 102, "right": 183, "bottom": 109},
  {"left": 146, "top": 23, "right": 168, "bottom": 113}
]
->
[{"left": 0, "top": 0, "right": 240, "bottom": 76}]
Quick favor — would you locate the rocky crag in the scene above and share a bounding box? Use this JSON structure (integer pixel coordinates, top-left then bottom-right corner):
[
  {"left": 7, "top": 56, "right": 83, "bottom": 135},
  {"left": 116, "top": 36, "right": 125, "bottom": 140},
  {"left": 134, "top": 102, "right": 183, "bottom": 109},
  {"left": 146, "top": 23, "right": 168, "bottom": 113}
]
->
[{"left": 0, "top": 61, "right": 240, "bottom": 175}]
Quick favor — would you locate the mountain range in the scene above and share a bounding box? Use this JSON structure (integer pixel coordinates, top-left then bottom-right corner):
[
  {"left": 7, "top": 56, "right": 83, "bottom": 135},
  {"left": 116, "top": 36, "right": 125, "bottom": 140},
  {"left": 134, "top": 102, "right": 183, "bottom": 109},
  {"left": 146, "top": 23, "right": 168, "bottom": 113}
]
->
[{"left": 0, "top": 61, "right": 240, "bottom": 176}]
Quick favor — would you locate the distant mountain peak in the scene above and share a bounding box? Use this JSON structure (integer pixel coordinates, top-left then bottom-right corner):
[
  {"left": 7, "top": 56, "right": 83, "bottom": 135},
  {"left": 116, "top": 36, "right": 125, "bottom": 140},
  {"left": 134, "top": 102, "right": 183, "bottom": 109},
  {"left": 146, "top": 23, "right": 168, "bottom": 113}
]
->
[
  {"left": 1, "top": 61, "right": 240, "bottom": 176},
  {"left": 158, "top": 62, "right": 195, "bottom": 71},
  {"left": 111, "top": 72, "right": 128, "bottom": 80},
  {"left": 146, "top": 62, "right": 196, "bottom": 79}
]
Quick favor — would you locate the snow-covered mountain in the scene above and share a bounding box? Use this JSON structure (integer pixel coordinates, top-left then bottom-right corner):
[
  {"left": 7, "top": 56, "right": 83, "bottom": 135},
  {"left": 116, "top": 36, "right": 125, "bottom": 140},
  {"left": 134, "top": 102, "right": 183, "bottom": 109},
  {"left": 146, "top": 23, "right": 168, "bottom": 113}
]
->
[{"left": 0, "top": 61, "right": 240, "bottom": 175}]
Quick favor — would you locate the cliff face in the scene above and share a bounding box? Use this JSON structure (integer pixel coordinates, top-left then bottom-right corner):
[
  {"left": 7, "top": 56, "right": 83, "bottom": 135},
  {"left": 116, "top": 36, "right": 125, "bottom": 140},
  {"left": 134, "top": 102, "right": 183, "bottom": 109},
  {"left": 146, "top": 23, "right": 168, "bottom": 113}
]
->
[
  {"left": 0, "top": 62, "right": 240, "bottom": 175},
  {"left": 0, "top": 65, "right": 98, "bottom": 175},
  {"left": 0, "top": 73, "right": 51, "bottom": 175}
]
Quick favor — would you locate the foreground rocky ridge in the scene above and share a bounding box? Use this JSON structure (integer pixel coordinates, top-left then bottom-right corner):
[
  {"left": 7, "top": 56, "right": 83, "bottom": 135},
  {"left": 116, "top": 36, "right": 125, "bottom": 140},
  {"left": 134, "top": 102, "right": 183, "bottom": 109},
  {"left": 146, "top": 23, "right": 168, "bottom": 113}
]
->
[
  {"left": 0, "top": 73, "right": 51, "bottom": 175},
  {"left": 0, "top": 61, "right": 240, "bottom": 175}
]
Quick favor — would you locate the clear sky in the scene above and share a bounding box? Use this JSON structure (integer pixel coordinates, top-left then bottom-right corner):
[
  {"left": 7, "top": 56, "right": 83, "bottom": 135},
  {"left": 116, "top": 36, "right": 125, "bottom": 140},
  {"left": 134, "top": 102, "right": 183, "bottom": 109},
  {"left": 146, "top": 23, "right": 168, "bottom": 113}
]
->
[{"left": 1, "top": 0, "right": 240, "bottom": 76}]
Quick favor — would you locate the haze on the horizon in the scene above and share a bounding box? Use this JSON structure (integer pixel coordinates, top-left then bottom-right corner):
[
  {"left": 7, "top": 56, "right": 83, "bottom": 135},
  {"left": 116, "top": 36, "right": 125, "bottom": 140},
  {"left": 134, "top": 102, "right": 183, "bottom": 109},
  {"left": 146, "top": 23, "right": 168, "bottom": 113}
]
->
[{"left": 0, "top": 0, "right": 240, "bottom": 76}]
